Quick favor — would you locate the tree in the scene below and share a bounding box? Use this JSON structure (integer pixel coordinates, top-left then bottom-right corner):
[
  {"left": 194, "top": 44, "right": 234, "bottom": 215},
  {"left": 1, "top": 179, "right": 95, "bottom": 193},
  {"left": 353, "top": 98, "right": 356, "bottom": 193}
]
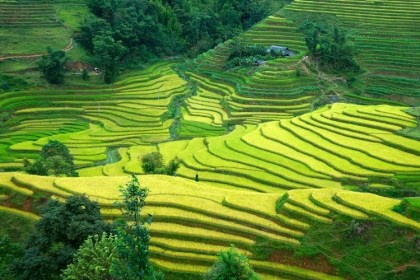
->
[
  {"left": 112, "top": 175, "right": 163, "bottom": 280},
  {"left": 166, "top": 159, "right": 180, "bottom": 176},
  {"left": 0, "top": 235, "right": 23, "bottom": 280},
  {"left": 141, "top": 152, "right": 165, "bottom": 174},
  {"left": 300, "top": 20, "right": 359, "bottom": 71},
  {"left": 141, "top": 152, "right": 180, "bottom": 175},
  {"left": 25, "top": 140, "right": 78, "bottom": 177},
  {"left": 93, "top": 34, "right": 127, "bottom": 84},
  {"left": 204, "top": 245, "right": 260, "bottom": 280},
  {"left": 61, "top": 233, "right": 118, "bottom": 280},
  {"left": 17, "top": 195, "right": 109, "bottom": 280},
  {"left": 37, "top": 47, "right": 69, "bottom": 84}
]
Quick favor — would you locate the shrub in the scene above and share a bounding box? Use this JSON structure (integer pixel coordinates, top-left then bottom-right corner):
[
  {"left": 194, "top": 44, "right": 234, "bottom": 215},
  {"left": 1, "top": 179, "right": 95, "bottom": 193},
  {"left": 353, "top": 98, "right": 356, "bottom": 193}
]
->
[
  {"left": 204, "top": 245, "right": 260, "bottom": 280},
  {"left": 141, "top": 152, "right": 180, "bottom": 175},
  {"left": 25, "top": 140, "right": 78, "bottom": 177}
]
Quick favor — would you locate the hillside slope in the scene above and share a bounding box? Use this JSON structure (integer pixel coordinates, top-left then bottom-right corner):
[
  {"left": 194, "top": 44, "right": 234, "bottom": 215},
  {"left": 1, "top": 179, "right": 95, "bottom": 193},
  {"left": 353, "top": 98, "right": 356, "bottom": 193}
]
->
[{"left": 0, "top": 173, "right": 419, "bottom": 279}]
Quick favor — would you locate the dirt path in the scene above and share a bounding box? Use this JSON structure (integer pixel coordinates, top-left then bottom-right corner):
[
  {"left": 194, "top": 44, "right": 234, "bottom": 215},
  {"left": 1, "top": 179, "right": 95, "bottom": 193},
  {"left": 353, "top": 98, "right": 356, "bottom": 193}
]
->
[{"left": 0, "top": 38, "right": 74, "bottom": 61}]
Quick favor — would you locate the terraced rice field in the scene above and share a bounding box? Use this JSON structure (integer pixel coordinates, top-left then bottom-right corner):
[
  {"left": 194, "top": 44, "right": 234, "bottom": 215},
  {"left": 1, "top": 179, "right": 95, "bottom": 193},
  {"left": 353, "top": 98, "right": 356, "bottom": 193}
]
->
[
  {"left": 284, "top": 0, "right": 420, "bottom": 100},
  {"left": 0, "top": 60, "right": 188, "bottom": 168},
  {"left": 0, "top": 0, "right": 87, "bottom": 56},
  {"left": 1, "top": 172, "right": 418, "bottom": 279},
  {"left": 179, "top": 13, "right": 319, "bottom": 128},
  {"left": 93, "top": 104, "right": 420, "bottom": 192},
  {"left": 0, "top": 1, "right": 419, "bottom": 277}
]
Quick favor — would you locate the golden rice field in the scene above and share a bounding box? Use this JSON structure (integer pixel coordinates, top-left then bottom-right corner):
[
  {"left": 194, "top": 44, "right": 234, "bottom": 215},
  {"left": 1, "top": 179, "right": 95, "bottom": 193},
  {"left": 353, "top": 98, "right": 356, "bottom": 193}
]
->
[
  {"left": 1, "top": 172, "right": 419, "bottom": 279},
  {"left": 1, "top": 0, "right": 420, "bottom": 278}
]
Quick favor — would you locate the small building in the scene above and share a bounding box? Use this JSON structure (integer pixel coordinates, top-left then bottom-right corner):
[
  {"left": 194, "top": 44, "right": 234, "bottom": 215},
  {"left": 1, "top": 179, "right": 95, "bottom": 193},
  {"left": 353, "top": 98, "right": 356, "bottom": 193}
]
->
[{"left": 267, "top": 45, "right": 295, "bottom": 57}]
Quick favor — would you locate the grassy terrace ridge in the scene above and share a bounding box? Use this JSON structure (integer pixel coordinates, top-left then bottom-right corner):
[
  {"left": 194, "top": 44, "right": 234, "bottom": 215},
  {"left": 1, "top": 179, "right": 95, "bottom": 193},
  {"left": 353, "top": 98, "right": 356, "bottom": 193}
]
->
[{"left": 1, "top": 172, "right": 419, "bottom": 279}]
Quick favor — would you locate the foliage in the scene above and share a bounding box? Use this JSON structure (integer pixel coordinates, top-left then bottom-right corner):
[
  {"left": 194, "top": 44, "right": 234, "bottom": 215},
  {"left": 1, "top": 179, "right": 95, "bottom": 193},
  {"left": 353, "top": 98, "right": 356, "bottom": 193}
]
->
[
  {"left": 93, "top": 34, "right": 127, "bottom": 83},
  {"left": 393, "top": 198, "right": 420, "bottom": 221},
  {"left": 24, "top": 140, "right": 78, "bottom": 177},
  {"left": 299, "top": 20, "right": 359, "bottom": 71},
  {"left": 0, "top": 209, "right": 35, "bottom": 242},
  {"left": 204, "top": 245, "right": 260, "bottom": 280},
  {"left": 113, "top": 175, "right": 163, "bottom": 280},
  {"left": 16, "top": 195, "right": 109, "bottom": 280},
  {"left": 0, "top": 235, "right": 23, "bottom": 280},
  {"left": 296, "top": 217, "right": 420, "bottom": 279},
  {"left": 166, "top": 159, "right": 180, "bottom": 176},
  {"left": 225, "top": 42, "right": 273, "bottom": 69},
  {"left": 61, "top": 233, "right": 119, "bottom": 280},
  {"left": 81, "top": 69, "right": 89, "bottom": 80},
  {"left": 77, "top": 17, "right": 111, "bottom": 52},
  {"left": 0, "top": 74, "right": 28, "bottom": 93},
  {"left": 80, "top": 0, "right": 274, "bottom": 73},
  {"left": 37, "top": 47, "right": 69, "bottom": 84},
  {"left": 141, "top": 151, "right": 180, "bottom": 175}
]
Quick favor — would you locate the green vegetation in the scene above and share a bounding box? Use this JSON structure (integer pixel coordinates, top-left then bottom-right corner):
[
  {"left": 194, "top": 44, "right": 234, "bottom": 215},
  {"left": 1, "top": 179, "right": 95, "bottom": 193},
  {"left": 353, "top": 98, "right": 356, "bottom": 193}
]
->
[
  {"left": 61, "top": 233, "right": 119, "bottom": 280},
  {"left": 17, "top": 195, "right": 109, "bottom": 280},
  {"left": 24, "top": 140, "right": 77, "bottom": 177},
  {"left": 299, "top": 20, "right": 359, "bottom": 72},
  {"left": 37, "top": 47, "right": 69, "bottom": 84},
  {"left": 113, "top": 175, "right": 163, "bottom": 280},
  {"left": 141, "top": 151, "right": 180, "bottom": 175},
  {"left": 0, "top": 0, "right": 420, "bottom": 279},
  {"left": 204, "top": 245, "right": 260, "bottom": 280}
]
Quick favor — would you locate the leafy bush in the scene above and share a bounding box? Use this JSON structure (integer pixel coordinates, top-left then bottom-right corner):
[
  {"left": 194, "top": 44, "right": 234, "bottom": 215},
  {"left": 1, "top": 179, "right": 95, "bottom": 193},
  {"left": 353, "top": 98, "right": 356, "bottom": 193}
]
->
[
  {"left": 204, "top": 245, "right": 260, "bottom": 280},
  {"left": 37, "top": 47, "right": 69, "bottom": 84},
  {"left": 61, "top": 233, "right": 118, "bottom": 280},
  {"left": 113, "top": 175, "right": 163, "bottom": 280},
  {"left": 17, "top": 195, "right": 109, "bottom": 280},
  {"left": 24, "top": 140, "right": 78, "bottom": 177},
  {"left": 141, "top": 152, "right": 180, "bottom": 175},
  {"left": 225, "top": 42, "right": 276, "bottom": 69},
  {"left": 299, "top": 20, "right": 360, "bottom": 72}
]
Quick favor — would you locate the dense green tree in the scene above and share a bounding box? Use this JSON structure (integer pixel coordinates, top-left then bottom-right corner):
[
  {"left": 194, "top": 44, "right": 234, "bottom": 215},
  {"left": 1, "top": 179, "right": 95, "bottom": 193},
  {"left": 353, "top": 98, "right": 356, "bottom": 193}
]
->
[
  {"left": 25, "top": 140, "right": 77, "bottom": 177},
  {"left": 299, "top": 20, "right": 324, "bottom": 55},
  {"left": 17, "top": 195, "right": 109, "bottom": 280},
  {"left": 61, "top": 233, "right": 118, "bottom": 280},
  {"left": 87, "top": 0, "right": 116, "bottom": 23},
  {"left": 81, "top": 0, "right": 274, "bottom": 72},
  {"left": 166, "top": 158, "right": 180, "bottom": 175},
  {"left": 77, "top": 17, "right": 111, "bottom": 52},
  {"left": 300, "top": 20, "right": 359, "bottom": 71},
  {"left": 113, "top": 175, "right": 163, "bottom": 280},
  {"left": 141, "top": 152, "right": 180, "bottom": 175},
  {"left": 0, "top": 235, "right": 23, "bottom": 280},
  {"left": 204, "top": 245, "right": 260, "bottom": 280},
  {"left": 93, "top": 33, "right": 127, "bottom": 83},
  {"left": 37, "top": 47, "right": 69, "bottom": 84},
  {"left": 141, "top": 152, "right": 165, "bottom": 174}
]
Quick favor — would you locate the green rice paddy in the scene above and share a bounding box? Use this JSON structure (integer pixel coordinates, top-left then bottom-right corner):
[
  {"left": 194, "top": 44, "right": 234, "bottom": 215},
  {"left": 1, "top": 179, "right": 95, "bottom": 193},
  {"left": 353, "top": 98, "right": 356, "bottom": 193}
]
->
[{"left": 0, "top": 0, "right": 419, "bottom": 278}]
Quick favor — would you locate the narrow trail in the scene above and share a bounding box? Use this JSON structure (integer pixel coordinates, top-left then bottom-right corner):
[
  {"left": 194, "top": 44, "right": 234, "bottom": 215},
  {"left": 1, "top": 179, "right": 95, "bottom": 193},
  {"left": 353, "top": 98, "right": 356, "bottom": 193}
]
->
[{"left": 0, "top": 38, "right": 74, "bottom": 61}]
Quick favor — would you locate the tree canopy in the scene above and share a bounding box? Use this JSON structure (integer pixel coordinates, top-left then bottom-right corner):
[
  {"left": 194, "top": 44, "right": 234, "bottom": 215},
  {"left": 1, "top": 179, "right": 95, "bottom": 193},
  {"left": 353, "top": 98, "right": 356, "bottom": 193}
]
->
[
  {"left": 113, "top": 175, "right": 163, "bottom": 280},
  {"left": 78, "top": 0, "right": 274, "bottom": 82},
  {"left": 61, "top": 233, "right": 119, "bottom": 280},
  {"left": 204, "top": 245, "right": 260, "bottom": 280},
  {"left": 37, "top": 47, "right": 69, "bottom": 84},
  {"left": 24, "top": 140, "right": 78, "bottom": 177},
  {"left": 299, "top": 20, "right": 360, "bottom": 72},
  {"left": 17, "top": 195, "right": 109, "bottom": 280}
]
